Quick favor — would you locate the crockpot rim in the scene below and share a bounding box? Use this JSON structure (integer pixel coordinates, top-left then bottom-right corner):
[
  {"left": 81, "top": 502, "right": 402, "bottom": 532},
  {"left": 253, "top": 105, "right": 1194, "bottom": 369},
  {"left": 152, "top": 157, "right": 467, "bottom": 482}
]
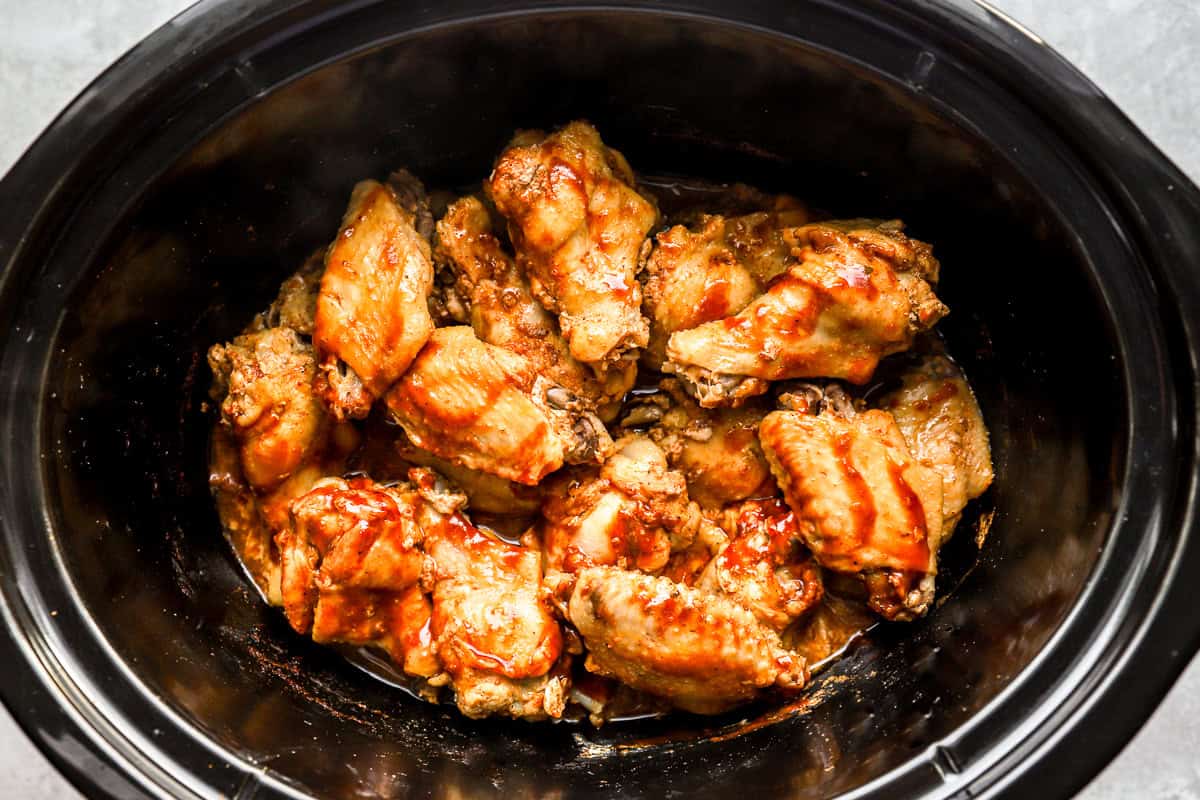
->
[{"left": 0, "top": 1, "right": 1198, "bottom": 799}]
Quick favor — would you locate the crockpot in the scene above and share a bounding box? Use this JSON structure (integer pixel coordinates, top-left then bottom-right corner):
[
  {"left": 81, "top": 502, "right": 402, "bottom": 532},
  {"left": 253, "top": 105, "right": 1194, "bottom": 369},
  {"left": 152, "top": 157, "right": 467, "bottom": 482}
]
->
[{"left": 1, "top": 1, "right": 1198, "bottom": 798}]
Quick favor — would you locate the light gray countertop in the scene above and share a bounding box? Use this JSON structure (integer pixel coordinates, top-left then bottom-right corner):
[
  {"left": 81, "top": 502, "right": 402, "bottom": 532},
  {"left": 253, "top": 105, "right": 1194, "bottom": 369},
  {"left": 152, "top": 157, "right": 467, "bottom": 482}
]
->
[{"left": 0, "top": 0, "right": 1197, "bottom": 797}]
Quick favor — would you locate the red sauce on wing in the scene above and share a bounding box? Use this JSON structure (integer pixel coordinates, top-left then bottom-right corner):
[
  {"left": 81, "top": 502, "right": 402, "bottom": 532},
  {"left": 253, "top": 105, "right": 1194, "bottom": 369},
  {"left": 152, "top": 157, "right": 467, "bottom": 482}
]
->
[{"left": 831, "top": 432, "right": 877, "bottom": 550}]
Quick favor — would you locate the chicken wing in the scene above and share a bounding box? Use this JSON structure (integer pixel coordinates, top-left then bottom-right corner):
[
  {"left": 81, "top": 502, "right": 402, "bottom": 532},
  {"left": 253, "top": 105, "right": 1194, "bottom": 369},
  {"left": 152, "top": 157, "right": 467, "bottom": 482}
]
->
[
  {"left": 665, "top": 219, "right": 948, "bottom": 407},
  {"left": 314, "top": 171, "right": 435, "bottom": 420},
  {"left": 539, "top": 435, "right": 701, "bottom": 574},
  {"left": 641, "top": 206, "right": 811, "bottom": 368},
  {"left": 435, "top": 195, "right": 634, "bottom": 415},
  {"left": 487, "top": 120, "right": 657, "bottom": 371},
  {"left": 875, "top": 351, "right": 993, "bottom": 536},
  {"left": 278, "top": 476, "right": 439, "bottom": 678},
  {"left": 208, "top": 325, "right": 360, "bottom": 598},
  {"left": 416, "top": 481, "right": 567, "bottom": 720},
  {"left": 208, "top": 327, "right": 329, "bottom": 493},
  {"left": 568, "top": 566, "right": 806, "bottom": 714},
  {"left": 697, "top": 498, "right": 824, "bottom": 631},
  {"left": 256, "top": 249, "right": 323, "bottom": 335},
  {"left": 632, "top": 379, "right": 776, "bottom": 510},
  {"left": 758, "top": 407, "right": 944, "bottom": 620},
  {"left": 385, "top": 326, "right": 612, "bottom": 485}
]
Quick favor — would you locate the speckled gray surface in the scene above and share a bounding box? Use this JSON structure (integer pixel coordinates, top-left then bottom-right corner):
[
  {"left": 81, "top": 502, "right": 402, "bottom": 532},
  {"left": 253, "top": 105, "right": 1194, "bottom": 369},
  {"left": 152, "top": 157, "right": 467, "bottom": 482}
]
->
[{"left": 0, "top": 1, "right": 1197, "bottom": 798}]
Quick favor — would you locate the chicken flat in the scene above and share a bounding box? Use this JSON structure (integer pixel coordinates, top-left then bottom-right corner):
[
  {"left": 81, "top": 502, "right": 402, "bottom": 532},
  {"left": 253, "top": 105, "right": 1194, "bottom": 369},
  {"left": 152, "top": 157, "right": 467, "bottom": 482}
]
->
[
  {"left": 759, "top": 407, "right": 944, "bottom": 620},
  {"left": 665, "top": 219, "right": 948, "bottom": 407},
  {"left": 207, "top": 122, "right": 994, "bottom": 725},
  {"left": 488, "top": 121, "right": 657, "bottom": 373},
  {"left": 876, "top": 351, "right": 994, "bottom": 535},
  {"left": 385, "top": 326, "right": 612, "bottom": 485},
  {"left": 314, "top": 171, "right": 435, "bottom": 420},
  {"left": 568, "top": 566, "right": 807, "bottom": 714}
]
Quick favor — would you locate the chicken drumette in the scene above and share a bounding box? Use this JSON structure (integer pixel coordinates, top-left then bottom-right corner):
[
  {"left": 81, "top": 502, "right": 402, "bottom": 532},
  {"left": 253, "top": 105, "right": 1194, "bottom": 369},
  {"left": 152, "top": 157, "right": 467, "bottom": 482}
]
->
[
  {"left": 539, "top": 435, "right": 702, "bottom": 575},
  {"left": 488, "top": 121, "right": 657, "bottom": 375},
  {"left": 279, "top": 476, "right": 439, "bottom": 679},
  {"left": 665, "top": 219, "right": 948, "bottom": 407},
  {"left": 641, "top": 204, "right": 811, "bottom": 369},
  {"left": 414, "top": 472, "right": 568, "bottom": 720}
]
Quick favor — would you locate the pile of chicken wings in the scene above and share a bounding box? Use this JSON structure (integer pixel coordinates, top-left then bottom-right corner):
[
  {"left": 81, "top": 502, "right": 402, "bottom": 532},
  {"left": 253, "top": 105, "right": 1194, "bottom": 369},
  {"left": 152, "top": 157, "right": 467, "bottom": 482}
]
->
[{"left": 207, "top": 120, "right": 993, "bottom": 722}]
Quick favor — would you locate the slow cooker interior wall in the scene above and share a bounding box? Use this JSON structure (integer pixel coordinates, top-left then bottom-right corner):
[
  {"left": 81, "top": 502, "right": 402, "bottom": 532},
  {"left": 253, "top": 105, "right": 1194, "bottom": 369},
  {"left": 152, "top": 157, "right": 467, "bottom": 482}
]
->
[{"left": 42, "top": 14, "right": 1122, "bottom": 798}]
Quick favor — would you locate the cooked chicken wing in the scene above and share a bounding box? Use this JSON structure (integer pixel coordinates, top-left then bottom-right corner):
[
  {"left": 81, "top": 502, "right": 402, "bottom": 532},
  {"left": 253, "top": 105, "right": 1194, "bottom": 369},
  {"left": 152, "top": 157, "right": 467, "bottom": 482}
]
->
[
  {"left": 487, "top": 120, "right": 657, "bottom": 371},
  {"left": 665, "top": 219, "right": 948, "bottom": 407},
  {"left": 697, "top": 498, "right": 823, "bottom": 631},
  {"left": 416, "top": 482, "right": 567, "bottom": 720},
  {"left": 876, "top": 351, "right": 993, "bottom": 536},
  {"left": 435, "top": 195, "right": 634, "bottom": 415},
  {"left": 759, "top": 407, "right": 944, "bottom": 620},
  {"left": 641, "top": 207, "right": 811, "bottom": 368},
  {"left": 208, "top": 327, "right": 329, "bottom": 493},
  {"left": 540, "top": 435, "right": 701, "bottom": 574},
  {"left": 634, "top": 379, "right": 776, "bottom": 509},
  {"left": 278, "top": 476, "right": 439, "bottom": 678},
  {"left": 314, "top": 171, "right": 435, "bottom": 419},
  {"left": 385, "top": 326, "right": 612, "bottom": 485},
  {"left": 568, "top": 566, "right": 807, "bottom": 714},
  {"left": 256, "top": 249, "right": 323, "bottom": 335}
]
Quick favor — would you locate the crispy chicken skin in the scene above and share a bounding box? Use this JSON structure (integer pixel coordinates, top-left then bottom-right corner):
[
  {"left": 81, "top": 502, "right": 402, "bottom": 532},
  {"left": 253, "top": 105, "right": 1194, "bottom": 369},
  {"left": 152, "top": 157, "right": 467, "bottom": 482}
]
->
[
  {"left": 540, "top": 435, "right": 701, "bottom": 574},
  {"left": 487, "top": 120, "right": 657, "bottom": 370},
  {"left": 278, "top": 476, "right": 439, "bottom": 677},
  {"left": 759, "top": 408, "right": 944, "bottom": 621},
  {"left": 876, "top": 352, "right": 993, "bottom": 536},
  {"left": 697, "top": 498, "right": 824, "bottom": 631},
  {"left": 642, "top": 207, "right": 811, "bottom": 369},
  {"left": 208, "top": 327, "right": 329, "bottom": 493},
  {"left": 435, "top": 195, "right": 634, "bottom": 413},
  {"left": 665, "top": 219, "right": 948, "bottom": 407},
  {"left": 416, "top": 486, "right": 567, "bottom": 720},
  {"left": 568, "top": 566, "right": 807, "bottom": 714},
  {"left": 637, "top": 380, "right": 776, "bottom": 510},
  {"left": 314, "top": 172, "right": 435, "bottom": 420},
  {"left": 386, "top": 326, "right": 612, "bottom": 485}
]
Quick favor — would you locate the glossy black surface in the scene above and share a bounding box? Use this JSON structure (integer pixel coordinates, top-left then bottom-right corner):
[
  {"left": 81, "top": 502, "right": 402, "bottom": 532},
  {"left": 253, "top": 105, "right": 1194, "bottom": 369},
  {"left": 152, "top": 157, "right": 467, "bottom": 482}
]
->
[{"left": 0, "top": 2, "right": 1197, "bottom": 799}]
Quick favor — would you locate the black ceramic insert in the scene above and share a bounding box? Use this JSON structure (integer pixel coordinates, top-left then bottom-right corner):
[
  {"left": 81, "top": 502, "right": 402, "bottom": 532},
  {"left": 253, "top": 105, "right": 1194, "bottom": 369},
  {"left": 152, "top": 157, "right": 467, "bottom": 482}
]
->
[{"left": 0, "top": 2, "right": 1198, "bottom": 799}]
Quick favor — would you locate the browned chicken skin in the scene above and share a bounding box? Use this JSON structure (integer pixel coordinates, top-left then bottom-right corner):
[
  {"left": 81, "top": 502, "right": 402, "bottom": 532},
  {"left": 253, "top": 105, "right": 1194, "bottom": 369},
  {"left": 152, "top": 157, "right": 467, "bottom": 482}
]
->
[
  {"left": 568, "top": 566, "right": 807, "bottom": 714},
  {"left": 208, "top": 327, "right": 328, "bottom": 492},
  {"left": 279, "top": 476, "right": 439, "bottom": 678},
  {"left": 540, "top": 435, "right": 701, "bottom": 575},
  {"left": 634, "top": 379, "right": 776, "bottom": 510},
  {"left": 314, "top": 172, "right": 435, "bottom": 419},
  {"left": 759, "top": 407, "right": 944, "bottom": 620},
  {"left": 435, "top": 195, "right": 634, "bottom": 415},
  {"left": 665, "top": 220, "right": 948, "bottom": 407},
  {"left": 488, "top": 121, "right": 657, "bottom": 372},
  {"left": 385, "top": 326, "right": 612, "bottom": 485},
  {"left": 876, "top": 351, "right": 994, "bottom": 537},
  {"left": 416, "top": 481, "right": 568, "bottom": 720},
  {"left": 642, "top": 206, "right": 812, "bottom": 369},
  {"left": 698, "top": 498, "right": 824, "bottom": 631}
]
